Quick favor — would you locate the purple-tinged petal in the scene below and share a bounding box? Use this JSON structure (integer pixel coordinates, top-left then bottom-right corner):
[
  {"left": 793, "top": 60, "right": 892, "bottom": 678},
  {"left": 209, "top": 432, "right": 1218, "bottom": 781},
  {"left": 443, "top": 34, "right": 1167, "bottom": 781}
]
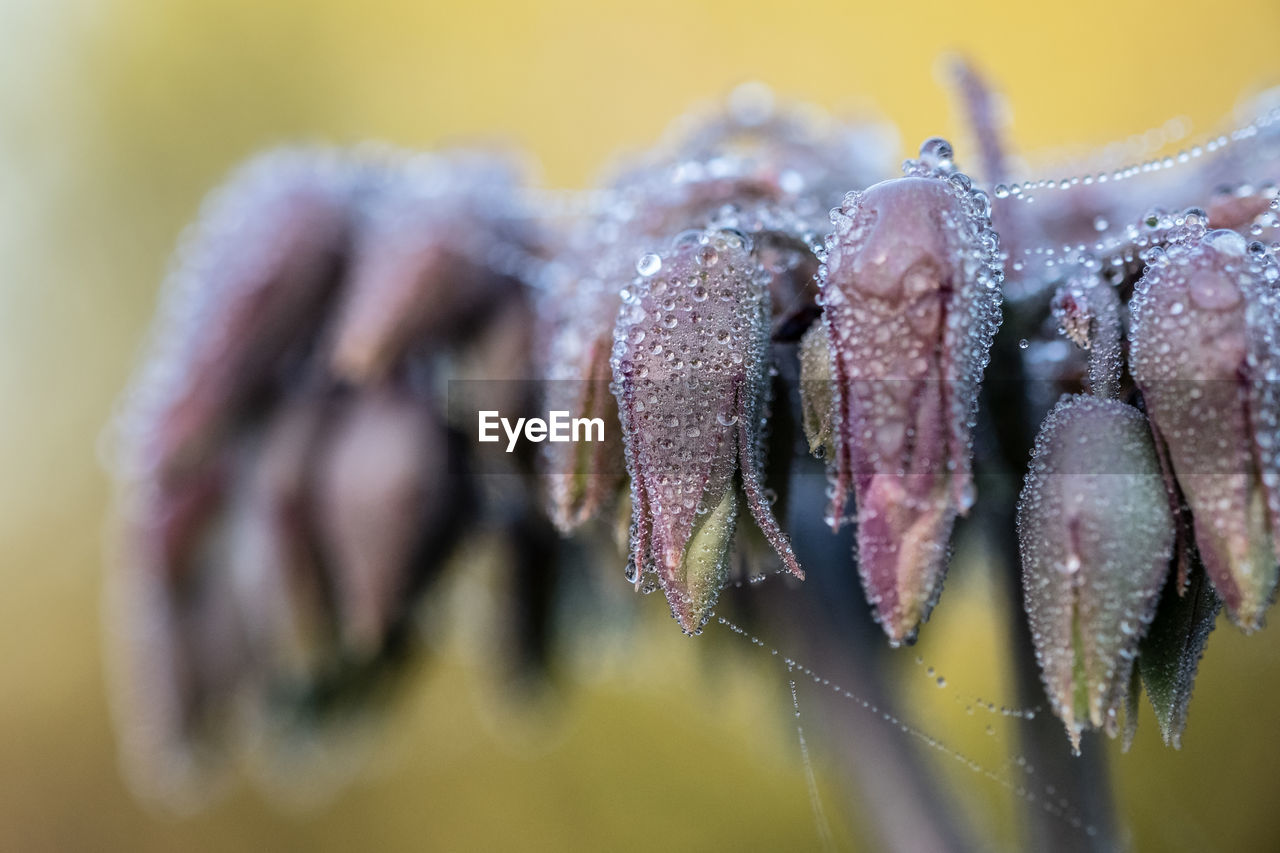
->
[
  {"left": 611, "top": 228, "right": 801, "bottom": 633},
  {"left": 537, "top": 239, "right": 630, "bottom": 533},
  {"left": 329, "top": 153, "right": 536, "bottom": 384},
  {"left": 818, "top": 145, "right": 1003, "bottom": 644},
  {"left": 1130, "top": 226, "right": 1280, "bottom": 630},
  {"left": 118, "top": 149, "right": 353, "bottom": 490},
  {"left": 314, "top": 390, "right": 456, "bottom": 658}
]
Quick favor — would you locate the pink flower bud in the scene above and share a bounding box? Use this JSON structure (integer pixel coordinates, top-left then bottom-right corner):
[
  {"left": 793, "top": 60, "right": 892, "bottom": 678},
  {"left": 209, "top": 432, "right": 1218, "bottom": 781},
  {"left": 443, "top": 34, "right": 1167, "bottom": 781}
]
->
[
  {"left": 328, "top": 151, "right": 536, "bottom": 384},
  {"left": 1130, "top": 226, "right": 1280, "bottom": 631},
  {"left": 816, "top": 146, "right": 1003, "bottom": 644},
  {"left": 611, "top": 228, "right": 802, "bottom": 632}
]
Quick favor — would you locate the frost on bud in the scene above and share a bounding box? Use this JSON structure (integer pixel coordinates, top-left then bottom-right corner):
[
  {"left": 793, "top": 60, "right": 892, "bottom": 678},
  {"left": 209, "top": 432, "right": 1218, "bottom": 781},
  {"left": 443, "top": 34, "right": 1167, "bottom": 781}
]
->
[
  {"left": 1138, "top": 559, "right": 1221, "bottom": 749},
  {"left": 818, "top": 148, "right": 1003, "bottom": 644},
  {"left": 611, "top": 228, "right": 802, "bottom": 633},
  {"left": 1130, "top": 227, "right": 1280, "bottom": 631},
  {"left": 1018, "top": 395, "right": 1175, "bottom": 751}
]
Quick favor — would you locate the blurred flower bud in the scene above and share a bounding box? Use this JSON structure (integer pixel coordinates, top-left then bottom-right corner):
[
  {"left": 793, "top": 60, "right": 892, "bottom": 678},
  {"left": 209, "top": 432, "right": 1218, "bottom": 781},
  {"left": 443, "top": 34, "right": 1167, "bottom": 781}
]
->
[
  {"left": 109, "top": 148, "right": 515, "bottom": 803},
  {"left": 329, "top": 150, "right": 539, "bottom": 384},
  {"left": 1129, "top": 225, "right": 1280, "bottom": 631},
  {"left": 109, "top": 152, "right": 357, "bottom": 803},
  {"left": 1206, "top": 183, "right": 1276, "bottom": 231},
  {"left": 538, "top": 236, "right": 630, "bottom": 533},
  {"left": 816, "top": 144, "right": 1003, "bottom": 644},
  {"left": 1018, "top": 395, "right": 1175, "bottom": 751},
  {"left": 119, "top": 150, "right": 353, "bottom": 491},
  {"left": 611, "top": 228, "right": 802, "bottom": 633},
  {"left": 799, "top": 321, "right": 835, "bottom": 459},
  {"left": 314, "top": 390, "right": 467, "bottom": 658}
]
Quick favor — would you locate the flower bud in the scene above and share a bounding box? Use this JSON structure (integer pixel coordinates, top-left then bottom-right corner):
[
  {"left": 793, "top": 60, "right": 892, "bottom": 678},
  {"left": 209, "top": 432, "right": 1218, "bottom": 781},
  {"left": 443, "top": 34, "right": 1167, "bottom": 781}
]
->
[
  {"left": 611, "top": 228, "right": 802, "bottom": 632},
  {"left": 1018, "top": 395, "right": 1175, "bottom": 751},
  {"left": 1138, "top": 559, "right": 1221, "bottom": 749},
  {"left": 817, "top": 147, "right": 1003, "bottom": 644},
  {"left": 799, "top": 321, "right": 835, "bottom": 459},
  {"left": 329, "top": 152, "right": 536, "bottom": 384},
  {"left": 314, "top": 390, "right": 465, "bottom": 658},
  {"left": 119, "top": 150, "right": 352, "bottom": 490},
  {"left": 1130, "top": 226, "right": 1280, "bottom": 631},
  {"left": 538, "top": 238, "right": 630, "bottom": 533}
]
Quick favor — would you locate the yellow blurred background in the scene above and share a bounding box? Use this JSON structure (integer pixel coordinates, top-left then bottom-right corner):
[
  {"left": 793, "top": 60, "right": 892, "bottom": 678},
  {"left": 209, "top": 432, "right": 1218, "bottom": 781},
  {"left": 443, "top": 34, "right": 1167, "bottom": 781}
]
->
[{"left": 3, "top": 0, "right": 1279, "bottom": 850}]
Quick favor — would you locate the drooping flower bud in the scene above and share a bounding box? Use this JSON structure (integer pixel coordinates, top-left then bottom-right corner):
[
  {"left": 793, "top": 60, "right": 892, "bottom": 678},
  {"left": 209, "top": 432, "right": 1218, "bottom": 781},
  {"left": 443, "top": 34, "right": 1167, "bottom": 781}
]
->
[
  {"left": 799, "top": 321, "right": 835, "bottom": 459},
  {"left": 313, "top": 390, "right": 466, "bottom": 658},
  {"left": 1130, "top": 225, "right": 1280, "bottom": 631},
  {"left": 1138, "top": 558, "right": 1221, "bottom": 749},
  {"left": 109, "top": 148, "right": 511, "bottom": 802},
  {"left": 119, "top": 150, "right": 353, "bottom": 491},
  {"left": 538, "top": 236, "right": 630, "bottom": 533},
  {"left": 611, "top": 228, "right": 802, "bottom": 632},
  {"left": 815, "top": 141, "right": 1003, "bottom": 644},
  {"left": 1018, "top": 395, "right": 1175, "bottom": 751},
  {"left": 329, "top": 151, "right": 537, "bottom": 385}
]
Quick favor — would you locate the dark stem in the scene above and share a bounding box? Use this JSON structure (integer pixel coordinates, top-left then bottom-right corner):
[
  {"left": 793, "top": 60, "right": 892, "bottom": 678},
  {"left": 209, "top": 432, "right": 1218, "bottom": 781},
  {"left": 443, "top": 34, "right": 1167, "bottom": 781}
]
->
[{"left": 982, "top": 303, "right": 1119, "bottom": 852}]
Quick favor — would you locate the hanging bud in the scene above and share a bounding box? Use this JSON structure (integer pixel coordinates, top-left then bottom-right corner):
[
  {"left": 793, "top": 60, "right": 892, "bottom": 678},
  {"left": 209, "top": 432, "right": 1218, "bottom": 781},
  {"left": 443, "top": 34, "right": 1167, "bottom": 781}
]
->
[
  {"left": 314, "top": 390, "right": 465, "bottom": 658},
  {"left": 118, "top": 150, "right": 353, "bottom": 491},
  {"left": 799, "top": 322, "right": 836, "bottom": 459},
  {"left": 1138, "top": 558, "right": 1221, "bottom": 748},
  {"left": 538, "top": 239, "right": 629, "bottom": 534},
  {"left": 817, "top": 141, "right": 1003, "bottom": 644},
  {"left": 1018, "top": 395, "right": 1175, "bottom": 752},
  {"left": 329, "top": 151, "right": 536, "bottom": 384},
  {"left": 1130, "top": 225, "right": 1280, "bottom": 631},
  {"left": 611, "top": 228, "right": 802, "bottom": 633}
]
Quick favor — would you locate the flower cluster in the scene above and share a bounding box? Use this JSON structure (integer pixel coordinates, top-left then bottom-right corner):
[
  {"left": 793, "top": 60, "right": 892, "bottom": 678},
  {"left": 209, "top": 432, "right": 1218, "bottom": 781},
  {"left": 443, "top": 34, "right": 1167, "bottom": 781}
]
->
[{"left": 111, "top": 73, "right": 1280, "bottom": 799}]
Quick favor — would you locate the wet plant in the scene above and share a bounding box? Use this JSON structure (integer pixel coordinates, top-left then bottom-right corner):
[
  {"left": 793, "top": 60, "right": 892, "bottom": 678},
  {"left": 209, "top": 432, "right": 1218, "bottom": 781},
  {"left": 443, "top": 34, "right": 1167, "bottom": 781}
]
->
[{"left": 108, "top": 62, "right": 1280, "bottom": 850}]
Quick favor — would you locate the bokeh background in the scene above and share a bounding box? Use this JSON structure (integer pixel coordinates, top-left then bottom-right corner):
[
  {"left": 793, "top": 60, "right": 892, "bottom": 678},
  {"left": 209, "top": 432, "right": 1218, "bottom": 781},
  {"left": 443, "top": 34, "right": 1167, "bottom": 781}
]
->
[{"left": 3, "top": 0, "right": 1280, "bottom": 850}]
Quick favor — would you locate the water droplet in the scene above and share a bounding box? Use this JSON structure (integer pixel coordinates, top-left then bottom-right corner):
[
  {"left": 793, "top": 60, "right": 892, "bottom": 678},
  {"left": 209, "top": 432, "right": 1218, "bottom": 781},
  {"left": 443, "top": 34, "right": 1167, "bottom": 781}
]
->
[
  {"left": 636, "top": 253, "right": 662, "bottom": 276},
  {"left": 918, "top": 137, "right": 954, "bottom": 171}
]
